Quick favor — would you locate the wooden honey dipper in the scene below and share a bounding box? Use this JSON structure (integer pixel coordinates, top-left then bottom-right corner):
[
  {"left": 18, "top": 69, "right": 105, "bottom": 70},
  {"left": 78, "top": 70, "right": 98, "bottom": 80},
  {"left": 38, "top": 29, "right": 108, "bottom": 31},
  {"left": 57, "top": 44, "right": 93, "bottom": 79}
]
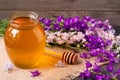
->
[{"left": 45, "top": 50, "right": 78, "bottom": 64}]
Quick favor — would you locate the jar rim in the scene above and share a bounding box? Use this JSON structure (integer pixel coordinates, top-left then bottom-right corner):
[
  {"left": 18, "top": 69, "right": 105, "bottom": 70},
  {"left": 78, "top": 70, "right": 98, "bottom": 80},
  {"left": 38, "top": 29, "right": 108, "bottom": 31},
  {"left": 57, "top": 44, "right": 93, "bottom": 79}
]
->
[{"left": 9, "top": 11, "right": 39, "bottom": 29}]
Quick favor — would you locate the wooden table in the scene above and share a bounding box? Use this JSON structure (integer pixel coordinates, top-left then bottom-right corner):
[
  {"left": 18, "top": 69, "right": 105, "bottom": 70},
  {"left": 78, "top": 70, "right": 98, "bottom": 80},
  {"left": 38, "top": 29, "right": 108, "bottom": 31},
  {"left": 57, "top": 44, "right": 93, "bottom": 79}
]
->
[{"left": 0, "top": 37, "right": 97, "bottom": 80}]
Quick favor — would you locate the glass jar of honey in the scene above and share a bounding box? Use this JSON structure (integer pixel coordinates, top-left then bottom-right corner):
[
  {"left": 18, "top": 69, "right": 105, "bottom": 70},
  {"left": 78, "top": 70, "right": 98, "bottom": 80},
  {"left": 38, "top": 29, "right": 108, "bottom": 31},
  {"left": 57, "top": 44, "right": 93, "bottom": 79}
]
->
[{"left": 4, "top": 11, "right": 46, "bottom": 69}]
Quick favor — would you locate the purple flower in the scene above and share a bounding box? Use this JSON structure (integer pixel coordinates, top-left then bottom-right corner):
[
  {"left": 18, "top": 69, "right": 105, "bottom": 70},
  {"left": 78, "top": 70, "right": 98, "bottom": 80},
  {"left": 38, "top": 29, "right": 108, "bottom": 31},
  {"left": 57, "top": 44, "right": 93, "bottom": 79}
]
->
[
  {"left": 80, "top": 52, "right": 90, "bottom": 58},
  {"left": 57, "top": 16, "right": 64, "bottom": 22},
  {"left": 30, "top": 70, "right": 41, "bottom": 77},
  {"left": 84, "top": 69, "right": 92, "bottom": 77},
  {"left": 96, "top": 57, "right": 107, "bottom": 62},
  {"left": 85, "top": 61, "right": 92, "bottom": 68},
  {"left": 89, "top": 49, "right": 98, "bottom": 56},
  {"left": 83, "top": 16, "right": 92, "bottom": 21},
  {"left": 112, "top": 58, "right": 119, "bottom": 63},
  {"left": 39, "top": 18, "right": 45, "bottom": 22},
  {"left": 79, "top": 69, "right": 92, "bottom": 79},
  {"left": 44, "top": 26, "right": 51, "bottom": 30},
  {"left": 106, "top": 52, "right": 119, "bottom": 63},
  {"left": 115, "top": 68, "right": 120, "bottom": 76},
  {"left": 106, "top": 65, "right": 113, "bottom": 72},
  {"left": 64, "top": 19, "right": 71, "bottom": 30},
  {"left": 85, "top": 35, "right": 106, "bottom": 50},
  {"left": 73, "top": 22, "right": 81, "bottom": 31},
  {"left": 53, "top": 23, "right": 61, "bottom": 31},
  {"left": 73, "top": 16, "right": 80, "bottom": 23},
  {"left": 79, "top": 72, "right": 86, "bottom": 79},
  {"left": 43, "top": 18, "right": 52, "bottom": 27},
  {"left": 93, "top": 63, "right": 101, "bottom": 72},
  {"left": 103, "top": 75, "right": 111, "bottom": 80},
  {"left": 95, "top": 74, "right": 105, "bottom": 80}
]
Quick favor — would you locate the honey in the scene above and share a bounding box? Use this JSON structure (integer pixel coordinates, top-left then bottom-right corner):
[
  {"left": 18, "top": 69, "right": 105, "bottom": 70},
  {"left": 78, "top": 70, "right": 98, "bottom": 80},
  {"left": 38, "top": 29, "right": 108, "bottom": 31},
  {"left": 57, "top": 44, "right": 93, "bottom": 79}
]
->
[{"left": 4, "top": 12, "right": 46, "bottom": 68}]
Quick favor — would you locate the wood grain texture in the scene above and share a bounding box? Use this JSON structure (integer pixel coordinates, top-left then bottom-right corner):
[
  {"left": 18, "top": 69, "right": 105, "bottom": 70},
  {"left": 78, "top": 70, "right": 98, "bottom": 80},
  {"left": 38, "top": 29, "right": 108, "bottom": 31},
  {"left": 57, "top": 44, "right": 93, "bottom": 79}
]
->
[
  {"left": 0, "top": 11, "right": 119, "bottom": 26},
  {"left": 0, "top": 0, "right": 119, "bottom": 26},
  {"left": 0, "top": 0, "right": 119, "bottom": 11},
  {"left": 86, "top": 11, "right": 120, "bottom": 26}
]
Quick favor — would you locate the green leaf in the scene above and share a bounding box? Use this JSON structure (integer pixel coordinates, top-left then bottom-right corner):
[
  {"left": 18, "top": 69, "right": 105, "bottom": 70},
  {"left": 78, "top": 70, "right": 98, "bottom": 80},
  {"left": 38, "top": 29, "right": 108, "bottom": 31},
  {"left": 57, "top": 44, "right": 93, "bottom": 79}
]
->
[
  {"left": 0, "top": 20, "right": 9, "bottom": 36},
  {"left": 112, "top": 77, "right": 118, "bottom": 80}
]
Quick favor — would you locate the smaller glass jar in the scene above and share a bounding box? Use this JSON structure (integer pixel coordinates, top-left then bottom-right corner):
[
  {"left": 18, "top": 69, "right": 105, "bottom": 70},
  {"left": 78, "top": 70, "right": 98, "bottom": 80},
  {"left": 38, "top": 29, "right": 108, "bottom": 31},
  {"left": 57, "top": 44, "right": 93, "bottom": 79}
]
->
[{"left": 4, "top": 11, "right": 46, "bottom": 69}]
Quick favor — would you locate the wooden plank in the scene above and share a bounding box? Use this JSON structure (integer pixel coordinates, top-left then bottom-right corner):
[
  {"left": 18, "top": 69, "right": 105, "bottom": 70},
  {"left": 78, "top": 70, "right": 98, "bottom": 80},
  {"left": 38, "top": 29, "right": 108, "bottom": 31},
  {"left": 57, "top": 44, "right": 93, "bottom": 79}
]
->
[
  {"left": 0, "top": 11, "right": 12, "bottom": 20},
  {"left": 0, "top": 0, "right": 119, "bottom": 11},
  {"left": 85, "top": 11, "right": 120, "bottom": 26},
  {"left": 0, "top": 11, "right": 85, "bottom": 19},
  {"left": 0, "top": 11, "right": 119, "bottom": 26}
]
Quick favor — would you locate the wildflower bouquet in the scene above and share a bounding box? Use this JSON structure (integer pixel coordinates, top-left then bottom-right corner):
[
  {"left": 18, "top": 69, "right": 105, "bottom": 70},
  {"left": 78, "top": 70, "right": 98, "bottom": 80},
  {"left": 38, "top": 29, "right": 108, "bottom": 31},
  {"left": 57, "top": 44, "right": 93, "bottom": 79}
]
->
[{"left": 40, "top": 16, "right": 120, "bottom": 80}]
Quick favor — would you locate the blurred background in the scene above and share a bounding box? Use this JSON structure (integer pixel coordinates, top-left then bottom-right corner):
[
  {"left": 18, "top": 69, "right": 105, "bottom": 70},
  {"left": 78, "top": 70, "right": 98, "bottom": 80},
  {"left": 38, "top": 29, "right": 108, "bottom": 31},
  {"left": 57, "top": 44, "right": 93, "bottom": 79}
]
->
[{"left": 0, "top": 0, "right": 119, "bottom": 26}]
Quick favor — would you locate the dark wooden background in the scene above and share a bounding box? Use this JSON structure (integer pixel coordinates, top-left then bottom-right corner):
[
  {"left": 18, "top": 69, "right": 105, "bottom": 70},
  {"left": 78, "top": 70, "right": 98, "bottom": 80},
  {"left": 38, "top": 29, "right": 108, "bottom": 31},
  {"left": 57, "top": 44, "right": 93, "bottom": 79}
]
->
[{"left": 0, "top": 0, "right": 119, "bottom": 26}]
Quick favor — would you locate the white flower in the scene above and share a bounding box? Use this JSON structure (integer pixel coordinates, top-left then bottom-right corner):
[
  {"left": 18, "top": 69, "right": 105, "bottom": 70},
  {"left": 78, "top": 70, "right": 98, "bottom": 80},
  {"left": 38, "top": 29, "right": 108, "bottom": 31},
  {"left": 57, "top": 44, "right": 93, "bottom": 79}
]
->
[
  {"left": 82, "top": 38, "right": 86, "bottom": 42},
  {"left": 55, "top": 38, "right": 64, "bottom": 45},
  {"left": 87, "top": 21, "right": 95, "bottom": 27},
  {"left": 113, "top": 46, "right": 120, "bottom": 53},
  {"left": 115, "top": 35, "right": 120, "bottom": 45},
  {"left": 46, "top": 31, "right": 85, "bottom": 45},
  {"left": 95, "top": 28, "right": 114, "bottom": 40},
  {"left": 70, "top": 35, "right": 79, "bottom": 42},
  {"left": 46, "top": 33, "right": 55, "bottom": 43},
  {"left": 55, "top": 31, "right": 61, "bottom": 37},
  {"left": 68, "top": 32, "right": 76, "bottom": 36},
  {"left": 61, "top": 32, "right": 69, "bottom": 41},
  {"left": 77, "top": 32, "right": 84, "bottom": 38},
  {"left": 55, "top": 60, "right": 66, "bottom": 67},
  {"left": 4, "top": 62, "right": 14, "bottom": 73},
  {"left": 69, "top": 32, "right": 84, "bottom": 43},
  {"left": 85, "top": 29, "right": 94, "bottom": 35}
]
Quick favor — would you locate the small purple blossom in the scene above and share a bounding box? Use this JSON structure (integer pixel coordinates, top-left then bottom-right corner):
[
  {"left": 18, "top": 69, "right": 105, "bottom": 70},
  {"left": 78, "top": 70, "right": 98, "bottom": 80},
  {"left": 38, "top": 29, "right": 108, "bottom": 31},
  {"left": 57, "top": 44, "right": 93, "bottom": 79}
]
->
[
  {"left": 56, "top": 15, "right": 64, "bottom": 22},
  {"left": 93, "top": 63, "right": 101, "bottom": 73},
  {"left": 106, "top": 65, "right": 113, "bottom": 72},
  {"left": 84, "top": 69, "right": 92, "bottom": 77},
  {"left": 85, "top": 61, "right": 92, "bottom": 68},
  {"left": 105, "top": 75, "right": 111, "bottom": 80},
  {"left": 95, "top": 74, "right": 105, "bottom": 80},
  {"left": 85, "top": 35, "right": 108, "bottom": 50},
  {"left": 79, "top": 69, "right": 92, "bottom": 79},
  {"left": 30, "top": 70, "right": 41, "bottom": 77},
  {"left": 89, "top": 49, "right": 98, "bottom": 56},
  {"left": 80, "top": 52, "right": 90, "bottom": 58},
  {"left": 43, "top": 18, "right": 51, "bottom": 26},
  {"left": 96, "top": 57, "right": 107, "bottom": 63},
  {"left": 39, "top": 18, "right": 45, "bottom": 22},
  {"left": 53, "top": 23, "right": 61, "bottom": 31},
  {"left": 83, "top": 16, "right": 92, "bottom": 21},
  {"left": 115, "top": 68, "right": 120, "bottom": 76},
  {"left": 79, "top": 72, "right": 86, "bottom": 79}
]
